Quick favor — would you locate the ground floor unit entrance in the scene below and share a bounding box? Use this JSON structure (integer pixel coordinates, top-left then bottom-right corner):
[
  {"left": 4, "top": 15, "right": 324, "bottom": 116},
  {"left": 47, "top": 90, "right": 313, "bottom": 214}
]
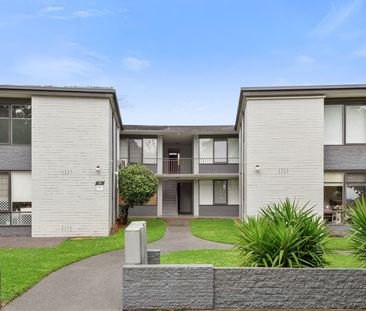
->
[{"left": 129, "top": 177, "right": 240, "bottom": 218}]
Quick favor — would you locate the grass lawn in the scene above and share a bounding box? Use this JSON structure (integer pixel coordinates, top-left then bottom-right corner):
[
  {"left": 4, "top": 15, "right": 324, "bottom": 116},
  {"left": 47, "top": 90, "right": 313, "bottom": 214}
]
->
[
  {"left": 190, "top": 219, "right": 237, "bottom": 244},
  {"left": 0, "top": 218, "right": 166, "bottom": 304},
  {"left": 190, "top": 218, "right": 354, "bottom": 251},
  {"left": 161, "top": 249, "right": 364, "bottom": 268},
  {"left": 326, "top": 236, "right": 353, "bottom": 250}
]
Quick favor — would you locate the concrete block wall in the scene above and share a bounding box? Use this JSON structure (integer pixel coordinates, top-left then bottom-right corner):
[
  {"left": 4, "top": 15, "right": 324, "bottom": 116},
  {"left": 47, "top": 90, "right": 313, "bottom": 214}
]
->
[
  {"left": 214, "top": 268, "right": 366, "bottom": 309},
  {"left": 122, "top": 265, "right": 214, "bottom": 310},
  {"left": 122, "top": 265, "right": 366, "bottom": 309}
]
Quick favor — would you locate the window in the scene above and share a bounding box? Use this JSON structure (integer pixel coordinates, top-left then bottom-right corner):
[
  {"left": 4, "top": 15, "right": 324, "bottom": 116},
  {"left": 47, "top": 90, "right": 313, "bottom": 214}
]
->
[
  {"left": 228, "top": 138, "right": 239, "bottom": 163},
  {"left": 199, "top": 179, "right": 239, "bottom": 205},
  {"left": 199, "top": 180, "right": 213, "bottom": 205},
  {"left": 126, "top": 138, "right": 157, "bottom": 164},
  {"left": 199, "top": 137, "right": 239, "bottom": 164},
  {"left": 11, "top": 172, "right": 32, "bottom": 212},
  {"left": 0, "top": 105, "right": 10, "bottom": 143},
  {"left": 120, "top": 139, "right": 128, "bottom": 160},
  {"left": 199, "top": 138, "right": 213, "bottom": 164},
  {"left": 214, "top": 180, "right": 227, "bottom": 204},
  {"left": 324, "top": 105, "right": 343, "bottom": 145},
  {"left": 214, "top": 140, "right": 227, "bottom": 163},
  {"left": 129, "top": 139, "right": 143, "bottom": 163},
  {"left": 143, "top": 139, "right": 157, "bottom": 164},
  {"left": 0, "top": 104, "right": 31, "bottom": 145},
  {"left": 228, "top": 179, "right": 239, "bottom": 204},
  {"left": 12, "top": 105, "right": 31, "bottom": 144},
  {"left": 0, "top": 173, "right": 9, "bottom": 212},
  {"left": 324, "top": 172, "right": 343, "bottom": 223},
  {"left": 346, "top": 173, "right": 366, "bottom": 206},
  {"left": 346, "top": 106, "right": 366, "bottom": 144}
]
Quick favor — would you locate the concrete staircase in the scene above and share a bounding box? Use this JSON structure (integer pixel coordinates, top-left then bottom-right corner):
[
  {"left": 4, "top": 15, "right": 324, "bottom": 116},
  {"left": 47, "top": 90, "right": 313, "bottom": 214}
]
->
[{"left": 162, "top": 180, "right": 178, "bottom": 216}]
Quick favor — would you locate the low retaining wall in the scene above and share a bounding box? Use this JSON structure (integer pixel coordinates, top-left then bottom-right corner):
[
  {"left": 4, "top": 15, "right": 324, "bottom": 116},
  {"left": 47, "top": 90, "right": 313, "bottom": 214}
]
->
[
  {"left": 123, "top": 265, "right": 213, "bottom": 310},
  {"left": 122, "top": 265, "right": 366, "bottom": 310}
]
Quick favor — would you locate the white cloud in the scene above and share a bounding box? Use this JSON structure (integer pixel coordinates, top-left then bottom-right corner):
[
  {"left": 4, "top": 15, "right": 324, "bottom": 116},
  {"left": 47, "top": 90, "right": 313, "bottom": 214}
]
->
[
  {"left": 297, "top": 54, "right": 315, "bottom": 64},
  {"left": 15, "top": 57, "right": 105, "bottom": 82},
  {"left": 41, "top": 6, "right": 64, "bottom": 13},
  {"left": 312, "top": 0, "right": 362, "bottom": 36},
  {"left": 123, "top": 57, "right": 150, "bottom": 71},
  {"left": 0, "top": 6, "right": 113, "bottom": 26},
  {"left": 352, "top": 44, "right": 366, "bottom": 57}
]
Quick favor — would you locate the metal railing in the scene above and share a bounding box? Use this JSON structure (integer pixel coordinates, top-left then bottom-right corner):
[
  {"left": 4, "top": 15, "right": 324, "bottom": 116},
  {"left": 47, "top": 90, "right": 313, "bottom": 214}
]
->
[
  {"left": 118, "top": 157, "right": 239, "bottom": 174},
  {"left": 163, "top": 158, "right": 193, "bottom": 174}
]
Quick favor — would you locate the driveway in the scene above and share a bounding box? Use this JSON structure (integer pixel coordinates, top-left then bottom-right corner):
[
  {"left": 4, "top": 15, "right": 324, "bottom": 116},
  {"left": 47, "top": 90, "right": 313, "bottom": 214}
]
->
[{"left": 3, "top": 219, "right": 232, "bottom": 311}]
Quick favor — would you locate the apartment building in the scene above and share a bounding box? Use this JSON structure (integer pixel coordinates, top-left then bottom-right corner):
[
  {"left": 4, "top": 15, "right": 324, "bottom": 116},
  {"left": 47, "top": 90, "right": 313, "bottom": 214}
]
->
[{"left": 1, "top": 84, "right": 365, "bottom": 237}]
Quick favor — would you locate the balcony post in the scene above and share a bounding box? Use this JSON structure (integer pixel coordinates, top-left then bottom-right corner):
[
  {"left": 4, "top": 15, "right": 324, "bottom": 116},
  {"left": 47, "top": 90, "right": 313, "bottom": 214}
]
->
[
  {"left": 193, "top": 135, "right": 199, "bottom": 174},
  {"left": 157, "top": 183, "right": 163, "bottom": 216},
  {"left": 157, "top": 135, "right": 163, "bottom": 174},
  {"left": 193, "top": 180, "right": 199, "bottom": 216}
]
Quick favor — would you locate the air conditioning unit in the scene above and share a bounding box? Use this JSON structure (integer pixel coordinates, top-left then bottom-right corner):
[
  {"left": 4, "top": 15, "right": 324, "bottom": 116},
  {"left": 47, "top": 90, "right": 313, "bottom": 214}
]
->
[{"left": 119, "top": 159, "right": 128, "bottom": 168}]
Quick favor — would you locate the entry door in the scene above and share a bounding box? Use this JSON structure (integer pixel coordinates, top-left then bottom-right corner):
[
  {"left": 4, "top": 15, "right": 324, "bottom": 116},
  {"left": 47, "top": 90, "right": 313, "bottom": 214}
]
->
[
  {"left": 178, "top": 182, "right": 193, "bottom": 214},
  {"left": 168, "top": 150, "right": 180, "bottom": 173}
]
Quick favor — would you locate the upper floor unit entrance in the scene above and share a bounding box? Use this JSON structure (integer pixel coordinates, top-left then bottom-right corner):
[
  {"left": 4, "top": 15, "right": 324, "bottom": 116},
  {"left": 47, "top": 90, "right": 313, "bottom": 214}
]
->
[{"left": 119, "top": 125, "right": 239, "bottom": 176}]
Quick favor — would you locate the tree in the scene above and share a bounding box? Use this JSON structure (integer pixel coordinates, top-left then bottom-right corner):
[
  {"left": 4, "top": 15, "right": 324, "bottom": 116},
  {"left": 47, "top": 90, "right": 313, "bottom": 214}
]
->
[{"left": 118, "top": 164, "right": 159, "bottom": 225}]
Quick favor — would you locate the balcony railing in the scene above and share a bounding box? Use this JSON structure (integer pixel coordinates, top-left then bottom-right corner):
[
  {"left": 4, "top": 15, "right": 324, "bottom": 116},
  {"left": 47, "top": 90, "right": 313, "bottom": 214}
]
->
[
  {"left": 119, "top": 158, "right": 239, "bottom": 174},
  {"left": 163, "top": 158, "right": 193, "bottom": 174}
]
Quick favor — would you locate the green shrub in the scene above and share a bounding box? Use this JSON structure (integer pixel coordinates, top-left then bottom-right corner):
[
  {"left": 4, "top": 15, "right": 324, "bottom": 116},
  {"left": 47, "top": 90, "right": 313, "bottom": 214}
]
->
[
  {"left": 118, "top": 164, "right": 159, "bottom": 224},
  {"left": 347, "top": 196, "right": 366, "bottom": 262},
  {"left": 235, "top": 198, "right": 330, "bottom": 268}
]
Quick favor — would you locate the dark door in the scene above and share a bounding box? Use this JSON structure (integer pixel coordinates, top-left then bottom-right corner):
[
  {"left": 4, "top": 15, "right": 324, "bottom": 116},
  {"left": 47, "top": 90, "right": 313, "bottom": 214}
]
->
[
  {"left": 178, "top": 182, "right": 193, "bottom": 214},
  {"left": 168, "top": 150, "right": 180, "bottom": 173}
]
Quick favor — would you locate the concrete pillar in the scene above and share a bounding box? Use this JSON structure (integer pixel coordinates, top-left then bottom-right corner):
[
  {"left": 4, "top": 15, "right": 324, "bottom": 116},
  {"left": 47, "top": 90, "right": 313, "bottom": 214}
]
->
[
  {"left": 193, "top": 135, "right": 199, "bottom": 174},
  {"left": 125, "top": 221, "right": 147, "bottom": 264},
  {"left": 157, "top": 136, "right": 163, "bottom": 174},
  {"left": 193, "top": 180, "right": 199, "bottom": 216},
  {"left": 157, "top": 183, "right": 163, "bottom": 216}
]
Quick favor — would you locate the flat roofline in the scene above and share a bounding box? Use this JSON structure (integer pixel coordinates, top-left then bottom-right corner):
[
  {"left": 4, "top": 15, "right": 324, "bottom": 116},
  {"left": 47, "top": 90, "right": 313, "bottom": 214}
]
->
[
  {"left": 122, "top": 124, "right": 237, "bottom": 134},
  {"left": 0, "top": 85, "right": 116, "bottom": 93},
  {"left": 235, "top": 84, "right": 366, "bottom": 129},
  {"left": 0, "top": 85, "right": 123, "bottom": 128}
]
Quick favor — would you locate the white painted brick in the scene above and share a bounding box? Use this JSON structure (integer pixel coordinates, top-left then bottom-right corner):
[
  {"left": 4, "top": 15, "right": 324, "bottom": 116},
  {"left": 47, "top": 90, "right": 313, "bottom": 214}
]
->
[
  {"left": 31, "top": 96, "right": 113, "bottom": 237},
  {"left": 244, "top": 97, "right": 324, "bottom": 217}
]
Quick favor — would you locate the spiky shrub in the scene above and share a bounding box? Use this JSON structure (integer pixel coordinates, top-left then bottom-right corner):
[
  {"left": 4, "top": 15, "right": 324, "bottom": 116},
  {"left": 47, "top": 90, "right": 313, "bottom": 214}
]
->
[
  {"left": 235, "top": 198, "right": 329, "bottom": 268},
  {"left": 347, "top": 196, "right": 366, "bottom": 262}
]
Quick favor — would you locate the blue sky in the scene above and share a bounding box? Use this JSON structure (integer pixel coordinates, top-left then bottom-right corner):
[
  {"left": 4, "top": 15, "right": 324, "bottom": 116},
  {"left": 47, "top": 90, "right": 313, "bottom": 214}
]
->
[{"left": 1, "top": 0, "right": 366, "bottom": 125}]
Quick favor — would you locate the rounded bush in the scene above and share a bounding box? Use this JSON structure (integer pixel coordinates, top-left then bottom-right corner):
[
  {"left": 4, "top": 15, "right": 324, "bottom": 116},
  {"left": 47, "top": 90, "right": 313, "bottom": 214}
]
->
[
  {"left": 235, "top": 198, "right": 330, "bottom": 268},
  {"left": 118, "top": 164, "right": 159, "bottom": 224}
]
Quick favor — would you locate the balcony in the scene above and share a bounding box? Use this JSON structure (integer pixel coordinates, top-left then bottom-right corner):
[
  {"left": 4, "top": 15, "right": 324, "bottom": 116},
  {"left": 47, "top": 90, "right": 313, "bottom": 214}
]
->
[
  {"left": 119, "top": 158, "right": 239, "bottom": 175},
  {"left": 163, "top": 158, "right": 193, "bottom": 174}
]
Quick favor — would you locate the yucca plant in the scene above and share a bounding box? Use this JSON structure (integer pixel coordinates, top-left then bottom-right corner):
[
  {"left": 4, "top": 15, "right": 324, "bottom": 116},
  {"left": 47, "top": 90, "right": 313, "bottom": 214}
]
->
[
  {"left": 235, "top": 198, "right": 330, "bottom": 268},
  {"left": 347, "top": 196, "right": 366, "bottom": 262}
]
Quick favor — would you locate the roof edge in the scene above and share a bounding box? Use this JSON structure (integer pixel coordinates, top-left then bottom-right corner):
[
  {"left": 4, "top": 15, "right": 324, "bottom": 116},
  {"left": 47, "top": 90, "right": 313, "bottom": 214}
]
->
[{"left": 0, "top": 85, "right": 123, "bottom": 128}]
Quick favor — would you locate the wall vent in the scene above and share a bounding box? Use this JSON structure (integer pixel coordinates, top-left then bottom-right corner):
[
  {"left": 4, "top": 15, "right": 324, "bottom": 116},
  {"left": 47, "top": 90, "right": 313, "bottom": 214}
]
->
[
  {"left": 278, "top": 168, "right": 289, "bottom": 175},
  {"left": 61, "top": 225, "right": 72, "bottom": 232}
]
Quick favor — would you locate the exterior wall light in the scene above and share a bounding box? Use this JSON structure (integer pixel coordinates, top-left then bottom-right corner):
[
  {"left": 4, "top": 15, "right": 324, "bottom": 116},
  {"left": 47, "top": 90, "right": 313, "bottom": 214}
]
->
[
  {"left": 255, "top": 165, "right": 260, "bottom": 172},
  {"left": 96, "top": 165, "right": 101, "bottom": 172}
]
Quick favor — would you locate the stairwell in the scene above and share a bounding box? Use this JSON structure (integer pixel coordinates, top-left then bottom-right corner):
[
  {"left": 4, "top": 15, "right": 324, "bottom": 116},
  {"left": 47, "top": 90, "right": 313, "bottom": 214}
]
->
[{"left": 162, "top": 180, "right": 178, "bottom": 216}]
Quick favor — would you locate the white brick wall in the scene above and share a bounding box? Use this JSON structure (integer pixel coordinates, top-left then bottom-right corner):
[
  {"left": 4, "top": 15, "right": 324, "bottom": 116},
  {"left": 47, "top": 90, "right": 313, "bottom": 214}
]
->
[
  {"left": 244, "top": 96, "right": 324, "bottom": 217},
  {"left": 31, "top": 96, "right": 113, "bottom": 237}
]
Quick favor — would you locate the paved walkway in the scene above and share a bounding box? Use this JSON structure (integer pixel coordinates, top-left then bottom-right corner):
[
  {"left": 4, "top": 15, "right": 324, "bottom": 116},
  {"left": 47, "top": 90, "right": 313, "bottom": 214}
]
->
[
  {"left": 4, "top": 220, "right": 232, "bottom": 311},
  {"left": 0, "top": 237, "right": 66, "bottom": 248}
]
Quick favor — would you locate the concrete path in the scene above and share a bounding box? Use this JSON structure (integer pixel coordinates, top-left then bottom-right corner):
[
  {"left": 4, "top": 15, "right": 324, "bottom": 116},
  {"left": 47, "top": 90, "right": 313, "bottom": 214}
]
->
[
  {"left": 0, "top": 237, "right": 66, "bottom": 248},
  {"left": 4, "top": 220, "right": 232, "bottom": 311}
]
